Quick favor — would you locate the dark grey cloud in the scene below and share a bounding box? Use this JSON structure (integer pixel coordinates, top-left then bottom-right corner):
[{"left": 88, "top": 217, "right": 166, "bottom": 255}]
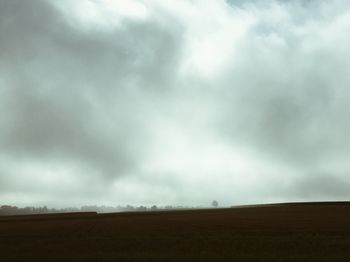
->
[
  {"left": 292, "top": 173, "right": 350, "bottom": 199},
  {"left": 0, "top": 0, "right": 183, "bottom": 184}
]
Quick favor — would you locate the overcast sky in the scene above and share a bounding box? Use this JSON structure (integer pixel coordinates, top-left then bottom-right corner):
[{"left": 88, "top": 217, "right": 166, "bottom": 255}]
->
[{"left": 1, "top": 0, "right": 350, "bottom": 208}]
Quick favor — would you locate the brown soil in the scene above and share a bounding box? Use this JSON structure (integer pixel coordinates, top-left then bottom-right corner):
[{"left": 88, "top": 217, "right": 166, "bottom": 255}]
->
[{"left": 1, "top": 202, "right": 350, "bottom": 261}]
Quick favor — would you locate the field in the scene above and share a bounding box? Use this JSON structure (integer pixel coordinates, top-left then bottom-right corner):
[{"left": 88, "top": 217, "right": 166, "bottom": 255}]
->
[{"left": 1, "top": 202, "right": 350, "bottom": 261}]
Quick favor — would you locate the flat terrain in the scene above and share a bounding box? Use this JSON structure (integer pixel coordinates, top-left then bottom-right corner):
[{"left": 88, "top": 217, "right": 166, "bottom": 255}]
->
[{"left": 1, "top": 202, "right": 350, "bottom": 261}]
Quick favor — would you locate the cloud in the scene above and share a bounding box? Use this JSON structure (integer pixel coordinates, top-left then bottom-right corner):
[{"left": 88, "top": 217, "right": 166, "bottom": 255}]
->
[
  {"left": 219, "top": 0, "right": 350, "bottom": 167},
  {"left": 291, "top": 173, "right": 350, "bottom": 199},
  {"left": 1, "top": 0, "right": 350, "bottom": 207},
  {"left": 0, "top": 0, "right": 183, "bottom": 178}
]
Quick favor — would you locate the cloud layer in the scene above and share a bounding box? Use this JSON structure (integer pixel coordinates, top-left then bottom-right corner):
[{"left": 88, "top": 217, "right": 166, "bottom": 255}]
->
[{"left": 1, "top": 0, "right": 350, "bottom": 207}]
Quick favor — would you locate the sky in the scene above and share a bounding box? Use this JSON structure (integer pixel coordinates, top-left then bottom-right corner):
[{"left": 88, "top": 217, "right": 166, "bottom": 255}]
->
[{"left": 1, "top": 0, "right": 350, "bottom": 208}]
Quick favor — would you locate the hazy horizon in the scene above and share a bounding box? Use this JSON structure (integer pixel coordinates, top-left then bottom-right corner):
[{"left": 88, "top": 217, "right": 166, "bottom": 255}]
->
[{"left": 1, "top": 0, "right": 350, "bottom": 208}]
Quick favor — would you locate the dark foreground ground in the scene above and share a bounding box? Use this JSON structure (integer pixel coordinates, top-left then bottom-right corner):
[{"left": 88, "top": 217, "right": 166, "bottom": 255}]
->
[{"left": 1, "top": 202, "right": 350, "bottom": 261}]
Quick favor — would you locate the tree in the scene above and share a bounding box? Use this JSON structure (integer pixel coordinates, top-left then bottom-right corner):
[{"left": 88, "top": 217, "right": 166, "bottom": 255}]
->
[{"left": 212, "top": 200, "right": 219, "bottom": 208}]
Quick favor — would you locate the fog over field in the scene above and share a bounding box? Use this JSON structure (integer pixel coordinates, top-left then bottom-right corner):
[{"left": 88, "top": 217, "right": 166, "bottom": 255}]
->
[{"left": 1, "top": 0, "right": 350, "bottom": 207}]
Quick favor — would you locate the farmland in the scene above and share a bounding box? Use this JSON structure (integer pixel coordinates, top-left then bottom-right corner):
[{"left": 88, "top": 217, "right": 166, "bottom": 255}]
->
[{"left": 1, "top": 202, "right": 350, "bottom": 261}]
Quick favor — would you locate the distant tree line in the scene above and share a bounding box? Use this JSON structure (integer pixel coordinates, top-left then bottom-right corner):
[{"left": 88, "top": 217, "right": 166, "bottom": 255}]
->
[
  {"left": 0, "top": 205, "right": 78, "bottom": 216},
  {"left": 0, "top": 204, "right": 203, "bottom": 216}
]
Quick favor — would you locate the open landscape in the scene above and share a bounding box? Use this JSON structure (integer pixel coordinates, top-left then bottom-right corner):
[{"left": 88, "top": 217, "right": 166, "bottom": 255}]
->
[
  {"left": 1, "top": 202, "right": 350, "bottom": 261},
  {"left": 2, "top": 0, "right": 350, "bottom": 261}
]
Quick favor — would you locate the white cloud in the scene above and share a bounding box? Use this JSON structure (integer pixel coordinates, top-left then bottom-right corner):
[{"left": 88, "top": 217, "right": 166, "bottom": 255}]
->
[{"left": 53, "top": 0, "right": 150, "bottom": 30}]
